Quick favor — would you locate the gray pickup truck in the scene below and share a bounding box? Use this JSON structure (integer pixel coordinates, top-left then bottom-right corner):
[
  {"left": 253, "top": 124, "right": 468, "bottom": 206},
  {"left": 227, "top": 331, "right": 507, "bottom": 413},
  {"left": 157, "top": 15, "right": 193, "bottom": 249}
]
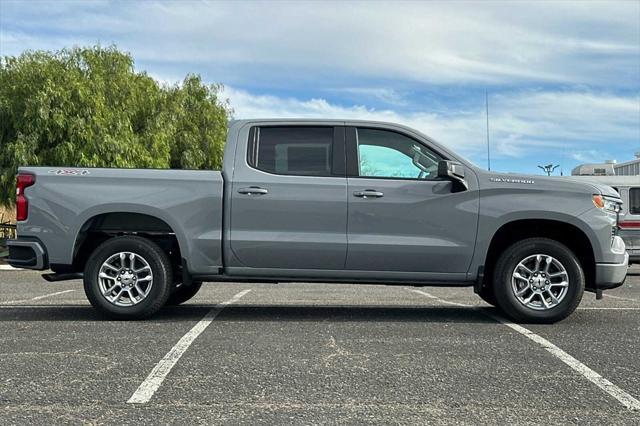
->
[{"left": 7, "top": 119, "right": 628, "bottom": 322}]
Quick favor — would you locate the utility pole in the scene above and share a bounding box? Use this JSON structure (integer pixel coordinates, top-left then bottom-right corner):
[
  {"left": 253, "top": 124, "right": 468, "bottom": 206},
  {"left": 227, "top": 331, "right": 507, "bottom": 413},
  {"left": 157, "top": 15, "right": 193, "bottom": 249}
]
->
[
  {"left": 486, "top": 90, "right": 491, "bottom": 171},
  {"left": 538, "top": 164, "right": 559, "bottom": 176}
]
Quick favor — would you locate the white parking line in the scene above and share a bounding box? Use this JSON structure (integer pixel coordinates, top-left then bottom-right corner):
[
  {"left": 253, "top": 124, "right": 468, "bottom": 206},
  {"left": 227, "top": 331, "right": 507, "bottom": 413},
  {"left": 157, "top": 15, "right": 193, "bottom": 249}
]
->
[
  {"left": 2, "top": 289, "right": 76, "bottom": 305},
  {"left": 127, "top": 289, "right": 252, "bottom": 404},
  {"left": 409, "top": 289, "right": 640, "bottom": 411},
  {"left": 0, "top": 265, "right": 22, "bottom": 271},
  {"left": 578, "top": 307, "right": 640, "bottom": 310}
]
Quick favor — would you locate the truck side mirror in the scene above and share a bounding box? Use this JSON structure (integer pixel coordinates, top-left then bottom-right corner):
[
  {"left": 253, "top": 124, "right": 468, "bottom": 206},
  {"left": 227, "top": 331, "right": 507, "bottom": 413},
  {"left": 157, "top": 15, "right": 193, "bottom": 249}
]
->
[{"left": 437, "top": 160, "right": 468, "bottom": 190}]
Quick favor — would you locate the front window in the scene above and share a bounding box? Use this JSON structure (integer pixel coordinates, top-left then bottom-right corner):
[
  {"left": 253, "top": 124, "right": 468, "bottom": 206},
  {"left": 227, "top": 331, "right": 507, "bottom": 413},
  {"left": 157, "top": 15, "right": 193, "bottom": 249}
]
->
[{"left": 356, "top": 128, "right": 441, "bottom": 179}]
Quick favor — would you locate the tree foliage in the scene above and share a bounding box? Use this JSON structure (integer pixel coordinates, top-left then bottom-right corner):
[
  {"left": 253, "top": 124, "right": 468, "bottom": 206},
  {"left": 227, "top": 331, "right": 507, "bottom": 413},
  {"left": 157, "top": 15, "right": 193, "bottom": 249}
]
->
[{"left": 0, "top": 45, "right": 231, "bottom": 205}]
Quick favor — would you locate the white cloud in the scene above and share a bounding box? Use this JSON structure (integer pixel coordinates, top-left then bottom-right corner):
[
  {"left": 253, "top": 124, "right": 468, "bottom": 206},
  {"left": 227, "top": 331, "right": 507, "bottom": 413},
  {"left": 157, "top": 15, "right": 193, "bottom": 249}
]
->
[
  {"left": 2, "top": 0, "right": 638, "bottom": 87},
  {"left": 2, "top": 0, "right": 638, "bottom": 170},
  {"left": 571, "top": 150, "right": 610, "bottom": 163},
  {"left": 222, "top": 86, "right": 640, "bottom": 162},
  {"left": 334, "top": 87, "right": 408, "bottom": 107}
]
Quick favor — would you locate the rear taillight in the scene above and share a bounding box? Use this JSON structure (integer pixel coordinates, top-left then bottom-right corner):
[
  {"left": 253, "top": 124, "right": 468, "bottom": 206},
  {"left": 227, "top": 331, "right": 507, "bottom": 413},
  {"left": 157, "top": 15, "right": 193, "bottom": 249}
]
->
[{"left": 16, "top": 173, "right": 35, "bottom": 221}]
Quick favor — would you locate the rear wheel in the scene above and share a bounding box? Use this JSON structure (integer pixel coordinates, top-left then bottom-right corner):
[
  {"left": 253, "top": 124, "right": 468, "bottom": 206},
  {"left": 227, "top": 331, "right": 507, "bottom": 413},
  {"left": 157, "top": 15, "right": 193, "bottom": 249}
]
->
[
  {"left": 166, "top": 281, "right": 203, "bottom": 305},
  {"left": 493, "top": 238, "right": 584, "bottom": 323},
  {"left": 84, "top": 236, "right": 172, "bottom": 320}
]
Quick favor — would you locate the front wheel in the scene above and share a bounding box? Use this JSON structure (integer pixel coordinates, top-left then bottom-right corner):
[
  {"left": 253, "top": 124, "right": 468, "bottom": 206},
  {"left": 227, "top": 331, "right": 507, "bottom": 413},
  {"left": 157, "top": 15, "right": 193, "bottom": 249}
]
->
[
  {"left": 84, "top": 236, "right": 173, "bottom": 320},
  {"left": 493, "top": 238, "right": 584, "bottom": 323}
]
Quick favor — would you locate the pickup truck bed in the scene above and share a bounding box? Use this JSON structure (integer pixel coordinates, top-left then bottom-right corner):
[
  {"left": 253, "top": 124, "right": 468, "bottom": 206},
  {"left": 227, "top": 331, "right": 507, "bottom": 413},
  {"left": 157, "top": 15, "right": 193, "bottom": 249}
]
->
[{"left": 13, "top": 168, "right": 224, "bottom": 275}]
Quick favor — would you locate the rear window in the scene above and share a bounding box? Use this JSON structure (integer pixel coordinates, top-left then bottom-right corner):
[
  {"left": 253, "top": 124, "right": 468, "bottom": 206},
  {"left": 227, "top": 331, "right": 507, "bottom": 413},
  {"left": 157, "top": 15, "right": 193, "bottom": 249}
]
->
[
  {"left": 630, "top": 188, "right": 640, "bottom": 215},
  {"left": 248, "top": 127, "right": 334, "bottom": 176}
]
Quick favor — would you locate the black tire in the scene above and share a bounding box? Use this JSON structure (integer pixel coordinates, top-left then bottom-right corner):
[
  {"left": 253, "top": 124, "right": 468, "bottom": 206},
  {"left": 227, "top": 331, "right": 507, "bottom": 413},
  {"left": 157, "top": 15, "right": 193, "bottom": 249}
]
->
[
  {"left": 493, "top": 238, "right": 584, "bottom": 324},
  {"left": 478, "top": 285, "right": 497, "bottom": 306},
  {"left": 166, "top": 281, "right": 203, "bottom": 306},
  {"left": 83, "top": 236, "right": 172, "bottom": 320}
]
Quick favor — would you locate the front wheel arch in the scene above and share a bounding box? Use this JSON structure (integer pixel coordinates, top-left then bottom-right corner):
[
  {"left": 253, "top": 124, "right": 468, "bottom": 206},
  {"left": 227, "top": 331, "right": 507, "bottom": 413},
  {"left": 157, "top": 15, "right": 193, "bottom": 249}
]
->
[{"left": 482, "top": 219, "right": 595, "bottom": 294}]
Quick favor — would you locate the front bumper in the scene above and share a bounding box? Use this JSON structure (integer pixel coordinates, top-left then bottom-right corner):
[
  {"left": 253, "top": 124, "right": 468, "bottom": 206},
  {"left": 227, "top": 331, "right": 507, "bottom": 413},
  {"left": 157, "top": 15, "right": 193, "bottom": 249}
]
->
[
  {"left": 595, "top": 251, "right": 628, "bottom": 290},
  {"left": 6, "top": 239, "right": 48, "bottom": 270}
]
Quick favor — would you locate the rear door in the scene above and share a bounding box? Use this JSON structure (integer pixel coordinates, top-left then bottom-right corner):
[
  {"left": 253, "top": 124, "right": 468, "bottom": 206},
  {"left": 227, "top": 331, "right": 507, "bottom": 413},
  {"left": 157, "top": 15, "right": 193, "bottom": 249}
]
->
[
  {"left": 229, "top": 125, "right": 348, "bottom": 270},
  {"left": 345, "top": 126, "right": 479, "bottom": 274}
]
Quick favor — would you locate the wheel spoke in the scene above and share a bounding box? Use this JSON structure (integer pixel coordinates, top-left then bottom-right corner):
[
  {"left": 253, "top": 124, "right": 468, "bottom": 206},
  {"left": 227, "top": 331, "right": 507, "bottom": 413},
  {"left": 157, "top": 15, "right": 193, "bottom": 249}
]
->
[
  {"left": 103, "top": 284, "right": 118, "bottom": 296},
  {"left": 513, "top": 272, "right": 529, "bottom": 282},
  {"left": 103, "top": 263, "right": 119, "bottom": 272},
  {"left": 516, "top": 285, "right": 530, "bottom": 296},
  {"left": 540, "top": 294, "right": 550, "bottom": 309},
  {"left": 518, "top": 264, "right": 534, "bottom": 275},
  {"left": 129, "top": 253, "right": 136, "bottom": 270},
  {"left": 137, "top": 275, "right": 152, "bottom": 282},
  {"left": 533, "top": 255, "right": 542, "bottom": 271},
  {"left": 523, "top": 293, "right": 535, "bottom": 304},
  {"left": 127, "top": 289, "right": 137, "bottom": 303},
  {"left": 550, "top": 281, "right": 568, "bottom": 288},
  {"left": 134, "top": 265, "right": 150, "bottom": 274},
  {"left": 548, "top": 271, "right": 567, "bottom": 278},
  {"left": 111, "top": 288, "right": 124, "bottom": 302},
  {"left": 99, "top": 272, "right": 114, "bottom": 280},
  {"left": 543, "top": 256, "right": 552, "bottom": 273},
  {"left": 135, "top": 283, "right": 145, "bottom": 296}
]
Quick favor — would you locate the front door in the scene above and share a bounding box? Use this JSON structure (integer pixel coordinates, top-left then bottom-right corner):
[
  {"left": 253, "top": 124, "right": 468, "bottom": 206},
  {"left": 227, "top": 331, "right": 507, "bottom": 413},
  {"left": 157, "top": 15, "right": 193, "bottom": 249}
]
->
[
  {"left": 229, "top": 125, "right": 348, "bottom": 270},
  {"left": 345, "top": 126, "right": 479, "bottom": 274}
]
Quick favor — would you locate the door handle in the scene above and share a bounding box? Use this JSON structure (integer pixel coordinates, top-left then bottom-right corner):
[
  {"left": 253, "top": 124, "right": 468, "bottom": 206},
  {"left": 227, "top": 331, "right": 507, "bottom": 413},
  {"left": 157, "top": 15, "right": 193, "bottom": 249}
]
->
[
  {"left": 238, "top": 186, "right": 269, "bottom": 195},
  {"left": 353, "top": 189, "right": 384, "bottom": 198}
]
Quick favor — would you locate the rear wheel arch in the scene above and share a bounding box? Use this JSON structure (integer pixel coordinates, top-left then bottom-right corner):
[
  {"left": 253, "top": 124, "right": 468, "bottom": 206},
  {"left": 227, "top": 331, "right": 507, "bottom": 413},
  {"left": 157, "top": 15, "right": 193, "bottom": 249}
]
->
[{"left": 72, "top": 212, "right": 185, "bottom": 274}]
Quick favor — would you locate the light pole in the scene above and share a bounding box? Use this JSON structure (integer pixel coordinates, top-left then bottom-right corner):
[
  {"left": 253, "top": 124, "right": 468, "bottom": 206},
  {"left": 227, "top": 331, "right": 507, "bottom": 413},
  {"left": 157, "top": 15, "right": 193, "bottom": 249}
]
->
[{"left": 538, "top": 164, "right": 560, "bottom": 176}]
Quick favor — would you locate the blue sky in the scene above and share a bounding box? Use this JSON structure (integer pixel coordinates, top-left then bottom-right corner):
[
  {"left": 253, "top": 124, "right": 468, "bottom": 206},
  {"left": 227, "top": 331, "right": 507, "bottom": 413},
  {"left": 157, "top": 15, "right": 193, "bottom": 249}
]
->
[{"left": 1, "top": 0, "right": 639, "bottom": 175}]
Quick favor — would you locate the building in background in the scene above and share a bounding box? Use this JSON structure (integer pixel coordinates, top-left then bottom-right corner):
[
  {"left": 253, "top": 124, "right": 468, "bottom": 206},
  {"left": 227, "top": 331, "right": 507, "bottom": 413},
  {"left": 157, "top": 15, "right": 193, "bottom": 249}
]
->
[
  {"left": 614, "top": 153, "right": 640, "bottom": 176},
  {"left": 571, "top": 153, "right": 640, "bottom": 176}
]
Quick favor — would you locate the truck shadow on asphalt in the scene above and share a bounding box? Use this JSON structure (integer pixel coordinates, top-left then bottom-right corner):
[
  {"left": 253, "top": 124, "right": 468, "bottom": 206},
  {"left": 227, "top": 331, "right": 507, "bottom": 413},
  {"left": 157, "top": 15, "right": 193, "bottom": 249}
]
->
[{"left": 0, "top": 304, "right": 497, "bottom": 323}]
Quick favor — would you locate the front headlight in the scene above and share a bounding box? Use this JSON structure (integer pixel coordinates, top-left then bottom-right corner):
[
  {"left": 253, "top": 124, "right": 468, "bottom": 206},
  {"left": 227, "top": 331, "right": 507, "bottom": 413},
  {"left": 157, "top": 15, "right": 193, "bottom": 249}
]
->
[{"left": 592, "top": 194, "right": 621, "bottom": 213}]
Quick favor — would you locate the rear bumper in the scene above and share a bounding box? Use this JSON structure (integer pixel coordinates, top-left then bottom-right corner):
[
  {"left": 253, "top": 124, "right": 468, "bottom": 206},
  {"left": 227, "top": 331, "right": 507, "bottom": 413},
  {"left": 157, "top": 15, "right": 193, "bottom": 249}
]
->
[
  {"left": 595, "top": 251, "right": 628, "bottom": 290},
  {"left": 6, "top": 239, "right": 48, "bottom": 270}
]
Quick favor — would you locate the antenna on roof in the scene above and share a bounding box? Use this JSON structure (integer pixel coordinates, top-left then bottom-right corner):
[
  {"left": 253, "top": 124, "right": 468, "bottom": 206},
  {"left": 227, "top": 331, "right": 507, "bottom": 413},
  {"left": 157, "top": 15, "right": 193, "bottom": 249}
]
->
[{"left": 486, "top": 90, "right": 491, "bottom": 171}]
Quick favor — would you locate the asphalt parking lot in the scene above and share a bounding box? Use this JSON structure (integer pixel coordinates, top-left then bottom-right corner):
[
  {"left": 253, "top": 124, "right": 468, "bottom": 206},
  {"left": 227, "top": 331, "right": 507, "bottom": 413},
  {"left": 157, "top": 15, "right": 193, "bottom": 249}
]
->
[{"left": 0, "top": 268, "right": 639, "bottom": 425}]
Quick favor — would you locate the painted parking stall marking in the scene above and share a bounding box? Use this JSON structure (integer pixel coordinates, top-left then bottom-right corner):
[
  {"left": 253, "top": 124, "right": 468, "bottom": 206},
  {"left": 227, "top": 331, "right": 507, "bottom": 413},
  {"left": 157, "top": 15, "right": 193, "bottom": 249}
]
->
[
  {"left": 409, "top": 289, "right": 640, "bottom": 411},
  {"left": 578, "top": 307, "right": 640, "bottom": 310},
  {"left": 127, "top": 289, "right": 252, "bottom": 404},
  {"left": 2, "top": 289, "right": 76, "bottom": 305},
  {"left": 0, "top": 265, "right": 22, "bottom": 271}
]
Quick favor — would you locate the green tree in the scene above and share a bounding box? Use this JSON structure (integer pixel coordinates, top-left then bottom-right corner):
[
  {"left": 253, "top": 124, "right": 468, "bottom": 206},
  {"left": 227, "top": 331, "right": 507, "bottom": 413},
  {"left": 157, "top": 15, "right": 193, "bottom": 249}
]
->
[{"left": 0, "top": 45, "right": 231, "bottom": 205}]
